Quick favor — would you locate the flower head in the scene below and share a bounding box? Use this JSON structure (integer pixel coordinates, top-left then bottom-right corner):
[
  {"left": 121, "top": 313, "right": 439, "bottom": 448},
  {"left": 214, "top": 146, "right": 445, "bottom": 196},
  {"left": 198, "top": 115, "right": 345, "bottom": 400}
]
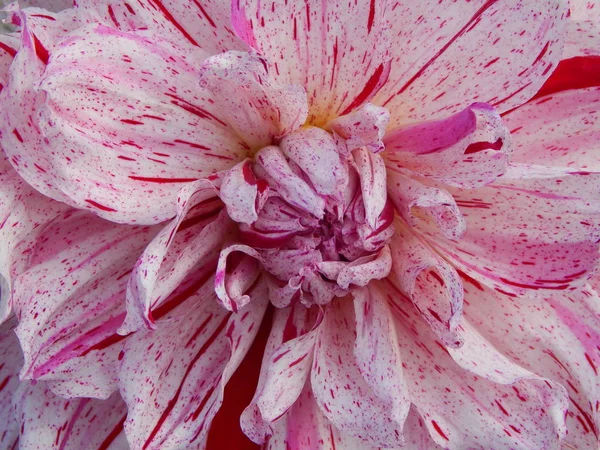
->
[{"left": 0, "top": 0, "right": 599, "bottom": 449}]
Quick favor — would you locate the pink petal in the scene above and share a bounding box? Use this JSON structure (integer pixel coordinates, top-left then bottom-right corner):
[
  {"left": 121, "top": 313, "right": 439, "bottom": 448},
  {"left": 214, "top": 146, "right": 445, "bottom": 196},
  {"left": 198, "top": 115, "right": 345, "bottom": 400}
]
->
[
  {"left": 220, "top": 159, "right": 269, "bottom": 225},
  {"left": 199, "top": 51, "right": 308, "bottom": 150},
  {"left": 76, "top": 0, "right": 246, "bottom": 53},
  {"left": 334, "top": 245, "right": 392, "bottom": 290},
  {"left": 0, "top": 34, "right": 18, "bottom": 92},
  {"left": 387, "top": 169, "right": 466, "bottom": 240},
  {"left": 15, "top": 382, "right": 128, "bottom": 450},
  {"left": 564, "top": 20, "right": 600, "bottom": 58},
  {"left": 3, "top": 22, "right": 247, "bottom": 224},
  {"left": 504, "top": 87, "right": 600, "bottom": 169},
  {"left": 570, "top": 0, "right": 600, "bottom": 20},
  {"left": 388, "top": 220, "right": 463, "bottom": 347},
  {"left": 241, "top": 303, "right": 321, "bottom": 443},
  {"left": 255, "top": 146, "right": 325, "bottom": 218},
  {"left": 429, "top": 165, "right": 600, "bottom": 295},
  {"left": 311, "top": 297, "right": 405, "bottom": 447},
  {"left": 375, "top": 1, "right": 568, "bottom": 127},
  {"left": 327, "top": 103, "right": 390, "bottom": 154},
  {"left": 279, "top": 127, "right": 346, "bottom": 198},
  {"left": 381, "top": 280, "right": 569, "bottom": 449},
  {"left": 12, "top": 210, "right": 158, "bottom": 398},
  {"left": 118, "top": 279, "right": 268, "bottom": 450},
  {"left": 231, "top": 0, "right": 392, "bottom": 125},
  {"left": 384, "top": 102, "right": 511, "bottom": 189},
  {"left": 353, "top": 286, "right": 410, "bottom": 426},
  {"left": 120, "top": 180, "right": 226, "bottom": 334},
  {"left": 0, "top": 319, "right": 22, "bottom": 450},
  {"left": 461, "top": 275, "right": 600, "bottom": 449},
  {"left": 215, "top": 243, "right": 263, "bottom": 312},
  {"left": 0, "top": 153, "right": 68, "bottom": 324},
  {"left": 352, "top": 147, "right": 387, "bottom": 228}
]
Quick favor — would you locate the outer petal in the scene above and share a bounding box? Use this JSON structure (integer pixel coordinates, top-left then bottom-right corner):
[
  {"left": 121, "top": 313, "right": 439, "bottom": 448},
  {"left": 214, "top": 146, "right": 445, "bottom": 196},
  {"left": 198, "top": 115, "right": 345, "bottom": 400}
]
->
[
  {"left": 120, "top": 180, "right": 227, "bottom": 333},
  {"left": 118, "top": 278, "right": 268, "bottom": 450},
  {"left": 75, "top": 0, "right": 246, "bottom": 53},
  {"left": 461, "top": 275, "right": 600, "bottom": 449},
  {"left": 0, "top": 34, "right": 18, "bottom": 92},
  {"left": 241, "top": 303, "right": 320, "bottom": 444},
  {"left": 383, "top": 103, "right": 511, "bottom": 189},
  {"left": 311, "top": 297, "right": 405, "bottom": 447},
  {"left": 427, "top": 165, "right": 600, "bottom": 296},
  {"left": 388, "top": 220, "right": 464, "bottom": 347},
  {"left": 3, "top": 23, "right": 246, "bottom": 224},
  {"left": 503, "top": 87, "right": 600, "bottom": 169},
  {"left": 15, "top": 382, "right": 128, "bottom": 450},
  {"left": 0, "top": 152, "right": 68, "bottom": 323},
  {"left": 231, "top": 0, "right": 392, "bottom": 125},
  {"left": 0, "top": 319, "right": 22, "bottom": 450},
  {"left": 375, "top": 0, "right": 568, "bottom": 127},
  {"left": 12, "top": 209, "right": 158, "bottom": 398},
  {"left": 199, "top": 51, "right": 308, "bottom": 150},
  {"left": 353, "top": 286, "right": 410, "bottom": 426},
  {"left": 381, "top": 280, "right": 570, "bottom": 450}
]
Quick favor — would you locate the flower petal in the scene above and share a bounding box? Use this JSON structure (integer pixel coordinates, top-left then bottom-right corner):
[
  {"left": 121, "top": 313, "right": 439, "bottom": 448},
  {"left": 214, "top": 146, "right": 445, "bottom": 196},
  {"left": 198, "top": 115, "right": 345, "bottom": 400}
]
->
[
  {"left": 387, "top": 169, "right": 466, "bottom": 240},
  {"left": 118, "top": 278, "right": 268, "bottom": 450},
  {"left": 241, "top": 303, "right": 321, "bottom": 444},
  {"left": 352, "top": 147, "right": 387, "bottom": 229},
  {"left": 0, "top": 34, "right": 18, "bottom": 92},
  {"left": 120, "top": 180, "right": 227, "bottom": 334},
  {"left": 388, "top": 220, "right": 464, "bottom": 347},
  {"left": 12, "top": 209, "right": 158, "bottom": 398},
  {"left": 429, "top": 165, "right": 600, "bottom": 296},
  {"left": 15, "top": 382, "right": 128, "bottom": 450},
  {"left": 380, "top": 280, "right": 570, "bottom": 449},
  {"left": 231, "top": 0, "right": 392, "bottom": 125},
  {"left": 461, "top": 275, "right": 600, "bottom": 449},
  {"left": 311, "top": 297, "right": 405, "bottom": 447},
  {"left": 75, "top": 0, "right": 246, "bottom": 53},
  {"left": 564, "top": 20, "right": 600, "bottom": 58},
  {"left": 327, "top": 103, "right": 390, "bottom": 154},
  {"left": 199, "top": 51, "right": 308, "bottom": 150},
  {"left": 375, "top": 0, "right": 568, "bottom": 127},
  {"left": 353, "top": 285, "right": 410, "bottom": 427},
  {"left": 0, "top": 153, "right": 68, "bottom": 324},
  {"left": 220, "top": 159, "right": 269, "bottom": 225},
  {"left": 0, "top": 319, "right": 22, "bottom": 450},
  {"left": 384, "top": 102, "right": 511, "bottom": 189},
  {"left": 215, "top": 244, "right": 263, "bottom": 312},
  {"left": 3, "top": 22, "right": 247, "bottom": 224}
]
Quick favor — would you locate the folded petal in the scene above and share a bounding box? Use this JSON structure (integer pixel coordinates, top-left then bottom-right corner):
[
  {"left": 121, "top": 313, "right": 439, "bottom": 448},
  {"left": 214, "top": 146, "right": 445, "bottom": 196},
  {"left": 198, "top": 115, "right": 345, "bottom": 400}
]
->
[
  {"left": 327, "top": 103, "right": 390, "bottom": 154},
  {"left": 381, "top": 280, "right": 569, "bottom": 450},
  {"left": 199, "top": 51, "right": 308, "bottom": 150},
  {"left": 241, "top": 303, "right": 321, "bottom": 443},
  {"left": 119, "top": 278, "right": 269, "bottom": 450},
  {"left": 352, "top": 147, "right": 387, "bottom": 228},
  {"left": 3, "top": 22, "right": 247, "bottom": 224},
  {"left": 220, "top": 159, "right": 269, "bottom": 225},
  {"left": 75, "top": 0, "right": 246, "bottom": 53},
  {"left": 231, "top": 0, "right": 392, "bottom": 125},
  {"left": 353, "top": 286, "right": 410, "bottom": 426},
  {"left": 311, "top": 297, "right": 405, "bottom": 447},
  {"left": 375, "top": 0, "right": 568, "bottom": 127},
  {"left": 15, "top": 382, "right": 128, "bottom": 450},
  {"left": 387, "top": 169, "right": 466, "bottom": 240},
  {"left": 388, "top": 220, "right": 464, "bottom": 347},
  {"left": 504, "top": 87, "right": 600, "bottom": 169},
  {"left": 384, "top": 103, "right": 511, "bottom": 189},
  {"left": 12, "top": 209, "right": 158, "bottom": 398},
  {"left": 0, "top": 153, "right": 68, "bottom": 324},
  {"left": 462, "top": 275, "right": 600, "bottom": 449},
  {"left": 120, "top": 180, "right": 227, "bottom": 333},
  {"left": 215, "top": 244, "right": 263, "bottom": 312},
  {"left": 0, "top": 319, "right": 22, "bottom": 450},
  {"left": 429, "top": 165, "right": 600, "bottom": 296}
]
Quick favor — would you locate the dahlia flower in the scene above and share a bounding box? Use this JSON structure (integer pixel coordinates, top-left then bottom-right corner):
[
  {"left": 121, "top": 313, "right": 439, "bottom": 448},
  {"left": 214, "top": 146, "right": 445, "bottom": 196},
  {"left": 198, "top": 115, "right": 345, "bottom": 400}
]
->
[{"left": 0, "top": 0, "right": 599, "bottom": 449}]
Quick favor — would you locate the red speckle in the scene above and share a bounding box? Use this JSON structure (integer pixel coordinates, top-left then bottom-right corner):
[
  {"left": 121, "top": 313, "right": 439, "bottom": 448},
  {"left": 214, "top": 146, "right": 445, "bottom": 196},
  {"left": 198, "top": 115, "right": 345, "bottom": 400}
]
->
[
  {"left": 431, "top": 420, "right": 449, "bottom": 440},
  {"left": 84, "top": 199, "right": 118, "bottom": 212}
]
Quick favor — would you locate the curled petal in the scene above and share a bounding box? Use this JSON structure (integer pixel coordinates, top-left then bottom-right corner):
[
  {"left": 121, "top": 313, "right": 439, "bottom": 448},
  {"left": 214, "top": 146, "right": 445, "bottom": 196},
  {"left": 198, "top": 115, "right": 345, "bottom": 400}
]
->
[
  {"left": 12, "top": 210, "right": 158, "bottom": 398},
  {"left": 220, "top": 159, "right": 269, "bottom": 225},
  {"left": 119, "top": 280, "right": 268, "bottom": 450},
  {"left": 384, "top": 102, "right": 511, "bottom": 189},
  {"left": 387, "top": 169, "right": 466, "bottom": 239},
  {"left": 352, "top": 147, "right": 387, "bottom": 228},
  {"left": 15, "top": 383, "right": 128, "bottom": 450},
  {"left": 215, "top": 244, "right": 263, "bottom": 312},
  {"left": 121, "top": 180, "right": 226, "bottom": 334},
  {"left": 311, "top": 297, "right": 405, "bottom": 447},
  {"left": 334, "top": 245, "right": 392, "bottom": 290},
  {"left": 199, "top": 51, "right": 308, "bottom": 150},
  {"left": 327, "top": 103, "right": 390, "bottom": 153},
  {"left": 388, "top": 220, "right": 463, "bottom": 347}
]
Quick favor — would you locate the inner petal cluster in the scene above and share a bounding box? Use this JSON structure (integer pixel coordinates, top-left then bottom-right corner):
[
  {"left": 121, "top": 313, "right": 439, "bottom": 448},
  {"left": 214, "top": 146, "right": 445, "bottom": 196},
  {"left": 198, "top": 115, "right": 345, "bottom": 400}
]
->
[{"left": 220, "top": 112, "right": 394, "bottom": 308}]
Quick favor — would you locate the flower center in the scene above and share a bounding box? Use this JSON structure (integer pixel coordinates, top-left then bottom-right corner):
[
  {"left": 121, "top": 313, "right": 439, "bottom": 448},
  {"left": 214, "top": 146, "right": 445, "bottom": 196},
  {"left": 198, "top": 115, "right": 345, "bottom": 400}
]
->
[{"left": 219, "top": 106, "right": 395, "bottom": 308}]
